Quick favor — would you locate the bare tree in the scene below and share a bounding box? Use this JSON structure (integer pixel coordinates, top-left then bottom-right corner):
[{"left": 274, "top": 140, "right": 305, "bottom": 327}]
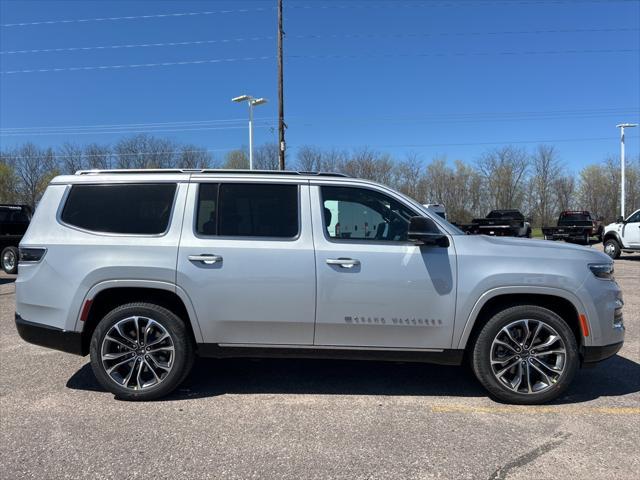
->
[
  {"left": 84, "top": 143, "right": 112, "bottom": 169},
  {"left": 578, "top": 165, "right": 609, "bottom": 221},
  {"left": 13, "top": 143, "right": 59, "bottom": 208},
  {"left": 530, "top": 145, "right": 562, "bottom": 227},
  {"left": 222, "top": 149, "right": 249, "bottom": 169},
  {"left": 392, "top": 152, "right": 425, "bottom": 202},
  {"left": 296, "top": 145, "right": 324, "bottom": 172},
  {"left": 177, "top": 145, "right": 212, "bottom": 169},
  {"left": 342, "top": 148, "right": 394, "bottom": 184},
  {"left": 114, "top": 134, "right": 177, "bottom": 169},
  {"left": 253, "top": 143, "right": 280, "bottom": 170},
  {"left": 59, "top": 142, "right": 84, "bottom": 174},
  {"left": 477, "top": 146, "right": 529, "bottom": 211},
  {"left": 0, "top": 153, "right": 19, "bottom": 203},
  {"left": 553, "top": 176, "right": 575, "bottom": 214}
]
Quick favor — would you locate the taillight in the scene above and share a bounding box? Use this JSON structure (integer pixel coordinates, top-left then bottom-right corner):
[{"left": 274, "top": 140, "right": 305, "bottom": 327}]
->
[{"left": 19, "top": 247, "right": 47, "bottom": 263}]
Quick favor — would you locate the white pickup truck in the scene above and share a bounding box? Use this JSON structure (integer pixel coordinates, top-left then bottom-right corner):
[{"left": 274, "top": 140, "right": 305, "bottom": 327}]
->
[{"left": 602, "top": 209, "right": 640, "bottom": 258}]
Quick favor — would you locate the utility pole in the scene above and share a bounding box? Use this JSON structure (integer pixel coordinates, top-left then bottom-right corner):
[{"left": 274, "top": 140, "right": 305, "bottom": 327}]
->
[
  {"left": 616, "top": 123, "right": 638, "bottom": 218},
  {"left": 277, "top": 0, "right": 286, "bottom": 170}
]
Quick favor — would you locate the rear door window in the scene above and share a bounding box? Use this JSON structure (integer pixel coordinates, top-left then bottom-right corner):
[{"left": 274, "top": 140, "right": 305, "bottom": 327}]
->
[
  {"left": 195, "top": 183, "right": 299, "bottom": 238},
  {"left": 61, "top": 183, "right": 177, "bottom": 234}
]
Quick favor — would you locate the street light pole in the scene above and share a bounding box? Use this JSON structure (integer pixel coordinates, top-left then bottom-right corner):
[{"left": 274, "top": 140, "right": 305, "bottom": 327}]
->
[
  {"left": 616, "top": 123, "right": 638, "bottom": 218},
  {"left": 232, "top": 95, "right": 268, "bottom": 170},
  {"left": 248, "top": 100, "right": 254, "bottom": 170}
]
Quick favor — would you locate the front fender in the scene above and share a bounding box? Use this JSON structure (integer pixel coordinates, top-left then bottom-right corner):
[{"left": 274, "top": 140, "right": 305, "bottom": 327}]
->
[{"left": 454, "top": 285, "right": 590, "bottom": 349}]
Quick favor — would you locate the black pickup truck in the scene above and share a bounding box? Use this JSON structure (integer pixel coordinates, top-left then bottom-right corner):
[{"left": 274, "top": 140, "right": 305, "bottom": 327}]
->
[
  {"left": 541, "top": 210, "right": 603, "bottom": 245},
  {"left": 458, "top": 209, "right": 532, "bottom": 237},
  {"left": 1, "top": 204, "right": 32, "bottom": 274}
]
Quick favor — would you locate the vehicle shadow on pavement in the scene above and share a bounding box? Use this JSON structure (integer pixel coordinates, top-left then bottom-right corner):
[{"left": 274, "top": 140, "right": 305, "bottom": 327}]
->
[
  {"left": 0, "top": 277, "right": 16, "bottom": 285},
  {"left": 66, "top": 354, "right": 640, "bottom": 403}
]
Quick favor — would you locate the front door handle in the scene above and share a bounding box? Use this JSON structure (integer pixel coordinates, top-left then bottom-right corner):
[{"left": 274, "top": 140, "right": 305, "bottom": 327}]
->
[
  {"left": 326, "top": 258, "right": 360, "bottom": 269},
  {"left": 188, "top": 254, "right": 223, "bottom": 265}
]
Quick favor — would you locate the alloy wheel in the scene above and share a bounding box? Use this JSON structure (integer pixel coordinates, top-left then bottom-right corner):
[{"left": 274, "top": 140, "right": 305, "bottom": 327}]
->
[
  {"left": 490, "top": 319, "right": 567, "bottom": 395},
  {"left": 100, "top": 316, "right": 175, "bottom": 391}
]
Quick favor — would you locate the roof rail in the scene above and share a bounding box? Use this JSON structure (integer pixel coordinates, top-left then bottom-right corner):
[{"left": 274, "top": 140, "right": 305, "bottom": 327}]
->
[{"left": 74, "top": 168, "right": 349, "bottom": 178}]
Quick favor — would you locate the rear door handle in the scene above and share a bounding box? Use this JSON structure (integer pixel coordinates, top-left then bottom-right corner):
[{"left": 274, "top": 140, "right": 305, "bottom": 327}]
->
[
  {"left": 188, "top": 254, "right": 223, "bottom": 265},
  {"left": 326, "top": 258, "right": 360, "bottom": 269}
]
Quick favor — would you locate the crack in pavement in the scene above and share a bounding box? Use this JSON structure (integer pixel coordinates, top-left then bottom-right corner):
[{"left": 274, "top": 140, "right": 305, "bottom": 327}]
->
[{"left": 489, "top": 432, "right": 571, "bottom": 480}]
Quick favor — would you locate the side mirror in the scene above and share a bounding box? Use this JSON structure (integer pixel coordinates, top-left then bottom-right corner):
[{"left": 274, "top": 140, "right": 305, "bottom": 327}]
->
[
  {"left": 408, "top": 216, "right": 450, "bottom": 247},
  {"left": 616, "top": 216, "right": 624, "bottom": 223}
]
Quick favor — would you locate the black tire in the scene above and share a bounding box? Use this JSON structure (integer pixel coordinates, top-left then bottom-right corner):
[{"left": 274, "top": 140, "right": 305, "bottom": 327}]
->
[
  {"left": 471, "top": 305, "right": 579, "bottom": 405},
  {"left": 1, "top": 246, "right": 19, "bottom": 274},
  {"left": 526, "top": 228, "right": 532, "bottom": 239},
  {"left": 603, "top": 238, "right": 621, "bottom": 259},
  {"left": 90, "top": 302, "right": 195, "bottom": 401}
]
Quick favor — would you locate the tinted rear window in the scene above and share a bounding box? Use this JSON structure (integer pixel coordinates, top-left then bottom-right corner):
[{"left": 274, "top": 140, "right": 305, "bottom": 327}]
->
[
  {"left": 202, "top": 183, "right": 298, "bottom": 238},
  {"left": 61, "top": 184, "right": 176, "bottom": 234},
  {"left": 487, "top": 210, "right": 523, "bottom": 220}
]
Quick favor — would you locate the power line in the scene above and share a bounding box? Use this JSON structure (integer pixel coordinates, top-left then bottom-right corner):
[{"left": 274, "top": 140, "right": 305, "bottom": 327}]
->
[
  {"left": 0, "top": 37, "right": 275, "bottom": 55},
  {"left": 0, "top": 117, "right": 275, "bottom": 132},
  {"left": 0, "top": 124, "right": 275, "bottom": 137},
  {"left": 294, "top": 135, "right": 640, "bottom": 150},
  {"left": 0, "top": 7, "right": 274, "bottom": 28},
  {"left": 1, "top": 108, "right": 637, "bottom": 136},
  {"left": 3, "top": 48, "right": 637, "bottom": 75},
  {"left": 2, "top": 147, "right": 242, "bottom": 160},
  {"left": 1, "top": 56, "right": 274, "bottom": 75},
  {"left": 290, "top": 49, "right": 639, "bottom": 60},
  {"left": 4, "top": 1, "right": 636, "bottom": 28},
  {"left": 4, "top": 28, "right": 637, "bottom": 56}
]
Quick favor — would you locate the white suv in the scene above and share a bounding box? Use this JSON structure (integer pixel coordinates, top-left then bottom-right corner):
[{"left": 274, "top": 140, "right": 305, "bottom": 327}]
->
[
  {"left": 603, "top": 209, "right": 640, "bottom": 259},
  {"left": 15, "top": 170, "right": 625, "bottom": 403}
]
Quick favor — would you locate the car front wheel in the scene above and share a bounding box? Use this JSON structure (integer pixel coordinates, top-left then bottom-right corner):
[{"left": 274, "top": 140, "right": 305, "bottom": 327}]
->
[
  {"left": 90, "top": 302, "right": 194, "bottom": 401},
  {"left": 472, "top": 305, "right": 579, "bottom": 404}
]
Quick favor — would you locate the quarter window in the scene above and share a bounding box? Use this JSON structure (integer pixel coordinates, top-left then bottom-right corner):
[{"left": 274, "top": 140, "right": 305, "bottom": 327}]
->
[
  {"left": 321, "top": 186, "right": 416, "bottom": 242},
  {"left": 61, "top": 183, "right": 176, "bottom": 234}
]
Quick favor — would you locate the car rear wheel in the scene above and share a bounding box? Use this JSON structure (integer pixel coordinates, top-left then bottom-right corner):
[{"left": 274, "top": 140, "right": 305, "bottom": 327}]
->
[
  {"left": 603, "top": 239, "right": 621, "bottom": 259},
  {"left": 90, "top": 302, "right": 195, "bottom": 401},
  {"left": 472, "top": 305, "right": 579, "bottom": 404},
  {"left": 1, "top": 246, "right": 19, "bottom": 274}
]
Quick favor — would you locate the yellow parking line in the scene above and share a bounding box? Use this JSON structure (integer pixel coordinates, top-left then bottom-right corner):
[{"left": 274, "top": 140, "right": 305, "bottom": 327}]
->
[{"left": 431, "top": 405, "right": 640, "bottom": 415}]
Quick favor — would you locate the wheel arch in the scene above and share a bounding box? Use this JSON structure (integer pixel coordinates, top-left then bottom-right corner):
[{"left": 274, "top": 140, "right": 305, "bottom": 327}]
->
[
  {"left": 77, "top": 280, "right": 203, "bottom": 355},
  {"left": 457, "top": 288, "right": 586, "bottom": 352},
  {"left": 603, "top": 230, "right": 622, "bottom": 244}
]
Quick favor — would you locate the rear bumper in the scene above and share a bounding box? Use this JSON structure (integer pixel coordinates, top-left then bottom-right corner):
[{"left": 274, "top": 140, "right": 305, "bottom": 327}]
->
[
  {"left": 582, "top": 342, "right": 623, "bottom": 364},
  {"left": 15, "top": 312, "right": 85, "bottom": 356}
]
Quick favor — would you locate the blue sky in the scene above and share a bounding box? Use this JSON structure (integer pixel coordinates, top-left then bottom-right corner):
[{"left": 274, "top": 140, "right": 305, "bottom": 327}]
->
[{"left": 1, "top": 0, "right": 639, "bottom": 171}]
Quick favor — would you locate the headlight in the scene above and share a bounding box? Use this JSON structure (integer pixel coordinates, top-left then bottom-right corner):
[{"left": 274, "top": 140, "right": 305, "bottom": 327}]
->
[{"left": 589, "top": 263, "right": 614, "bottom": 280}]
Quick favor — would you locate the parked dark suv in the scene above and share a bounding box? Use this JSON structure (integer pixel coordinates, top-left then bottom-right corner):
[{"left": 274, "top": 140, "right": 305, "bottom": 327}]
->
[{"left": 1, "top": 204, "right": 32, "bottom": 274}]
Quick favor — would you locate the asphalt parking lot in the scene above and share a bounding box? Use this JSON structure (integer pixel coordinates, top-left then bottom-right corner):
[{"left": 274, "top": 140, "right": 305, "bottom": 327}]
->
[{"left": 0, "top": 247, "right": 638, "bottom": 480}]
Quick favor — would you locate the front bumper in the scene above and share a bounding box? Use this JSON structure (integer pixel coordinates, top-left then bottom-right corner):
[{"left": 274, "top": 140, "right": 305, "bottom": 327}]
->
[
  {"left": 15, "top": 312, "right": 85, "bottom": 356},
  {"left": 582, "top": 342, "right": 623, "bottom": 364}
]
